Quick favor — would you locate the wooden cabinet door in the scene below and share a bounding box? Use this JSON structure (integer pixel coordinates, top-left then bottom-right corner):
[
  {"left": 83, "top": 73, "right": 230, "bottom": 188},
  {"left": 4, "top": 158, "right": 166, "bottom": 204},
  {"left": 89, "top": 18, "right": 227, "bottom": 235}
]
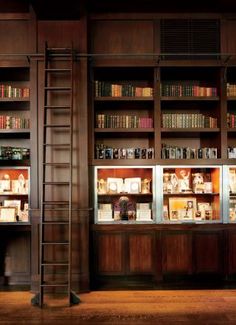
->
[
  {"left": 227, "top": 230, "right": 236, "bottom": 275},
  {"left": 162, "top": 231, "right": 192, "bottom": 274},
  {"left": 128, "top": 233, "right": 155, "bottom": 274},
  {"left": 95, "top": 232, "right": 125, "bottom": 275},
  {"left": 193, "top": 231, "right": 223, "bottom": 274}
]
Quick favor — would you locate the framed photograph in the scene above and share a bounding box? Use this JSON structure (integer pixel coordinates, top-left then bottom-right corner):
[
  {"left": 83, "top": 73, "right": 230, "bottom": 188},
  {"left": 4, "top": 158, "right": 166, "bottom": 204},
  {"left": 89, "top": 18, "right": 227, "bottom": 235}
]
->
[
  {"left": 124, "top": 177, "right": 141, "bottom": 194},
  {"left": 0, "top": 207, "right": 17, "bottom": 222},
  {"left": 4, "top": 200, "right": 21, "bottom": 216},
  {"left": 169, "top": 197, "right": 197, "bottom": 221},
  {"left": 107, "top": 177, "right": 123, "bottom": 194}
]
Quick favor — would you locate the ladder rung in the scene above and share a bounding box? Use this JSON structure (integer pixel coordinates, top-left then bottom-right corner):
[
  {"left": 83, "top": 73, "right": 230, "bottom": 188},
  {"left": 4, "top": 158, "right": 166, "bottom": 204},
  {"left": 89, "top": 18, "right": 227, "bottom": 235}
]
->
[
  {"left": 44, "top": 87, "right": 71, "bottom": 91},
  {"left": 42, "top": 261, "right": 69, "bottom": 266},
  {"left": 42, "top": 241, "right": 69, "bottom": 245},
  {"left": 48, "top": 47, "right": 71, "bottom": 51},
  {"left": 43, "top": 182, "right": 69, "bottom": 185},
  {"left": 43, "top": 163, "right": 70, "bottom": 167},
  {"left": 41, "top": 282, "right": 69, "bottom": 287},
  {"left": 44, "top": 124, "right": 70, "bottom": 128}
]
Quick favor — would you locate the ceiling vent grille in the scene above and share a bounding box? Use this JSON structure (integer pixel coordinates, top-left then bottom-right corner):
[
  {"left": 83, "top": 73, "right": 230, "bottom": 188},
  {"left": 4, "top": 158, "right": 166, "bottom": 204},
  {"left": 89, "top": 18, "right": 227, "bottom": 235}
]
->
[{"left": 160, "top": 19, "right": 220, "bottom": 59}]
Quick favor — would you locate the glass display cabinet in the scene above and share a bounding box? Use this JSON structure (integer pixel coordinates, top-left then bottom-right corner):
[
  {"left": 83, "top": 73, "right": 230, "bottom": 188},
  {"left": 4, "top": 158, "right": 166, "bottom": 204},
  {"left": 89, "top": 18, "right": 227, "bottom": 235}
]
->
[
  {"left": 0, "top": 167, "right": 29, "bottom": 223},
  {"left": 94, "top": 166, "right": 156, "bottom": 223},
  {"left": 161, "top": 166, "right": 222, "bottom": 223},
  {"left": 223, "top": 166, "right": 236, "bottom": 223}
]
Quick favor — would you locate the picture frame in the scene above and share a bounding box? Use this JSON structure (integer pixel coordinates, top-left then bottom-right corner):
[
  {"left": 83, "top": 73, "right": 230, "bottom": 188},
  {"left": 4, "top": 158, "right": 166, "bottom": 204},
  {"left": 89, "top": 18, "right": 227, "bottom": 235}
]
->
[
  {"left": 4, "top": 200, "right": 21, "bottom": 216},
  {"left": 169, "top": 197, "right": 197, "bottom": 221},
  {"left": 124, "top": 177, "right": 141, "bottom": 193},
  {"left": 107, "top": 177, "right": 123, "bottom": 193},
  {"left": 0, "top": 207, "right": 17, "bottom": 222}
]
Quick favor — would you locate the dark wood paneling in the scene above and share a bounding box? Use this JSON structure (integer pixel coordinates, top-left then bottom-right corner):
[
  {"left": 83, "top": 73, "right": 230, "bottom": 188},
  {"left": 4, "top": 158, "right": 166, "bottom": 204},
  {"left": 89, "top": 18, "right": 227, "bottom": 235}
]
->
[
  {"left": 193, "top": 231, "right": 223, "bottom": 274},
  {"left": 129, "top": 233, "right": 154, "bottom": 274},
  {"left": 97, "top": 233, "right": 125, "bottom": 274},
  {"left": 8, "top": 232, "right": 30, "bottom": 284},
  {"left": 90, "top": 20, "right": 154, "bottom": 54},
  {"left": 162, "top": 231, "right": 192, "bottom": 274},
  {"left": 37, "top": 20, "right": 86, "bottom": 52},
  {"left": 221, "top": 19, "right": 236, "bottom": 54},
  {"left": 227, "top": 230, "right": 236, "bottom": 275},
  {"left": 0, "top": 20, "right": 33, "bottom": 54}
]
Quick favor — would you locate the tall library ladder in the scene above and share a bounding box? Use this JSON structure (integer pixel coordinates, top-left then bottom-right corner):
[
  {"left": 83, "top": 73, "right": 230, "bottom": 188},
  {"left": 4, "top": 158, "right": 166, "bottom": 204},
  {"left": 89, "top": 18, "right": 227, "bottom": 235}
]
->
[{"left": 32, "top": 43, "right": 80, "bottom": 307}]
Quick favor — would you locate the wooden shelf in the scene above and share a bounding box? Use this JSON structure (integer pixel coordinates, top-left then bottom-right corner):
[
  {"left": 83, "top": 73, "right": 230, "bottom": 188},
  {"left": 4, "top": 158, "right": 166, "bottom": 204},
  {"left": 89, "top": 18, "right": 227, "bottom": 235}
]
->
[
  {"left": 92, "top": 159, "right": 155, "bottom": 166},
  {"left": 95, "top": 96, "right": 153, "bottom": 101},
  {"left": 0, "top": 160, "right": 30, "bottom": 166},
  {"left": 98, "top": 193, "right": 152, "bottom": 197},
  {"left": 163, "top": 192, "right": 219, "bottom": 196},
  {"left": 161, "top": 128, "right": 220, "bottom": 133},
  {"left": 227, "top": 96, "right": 236, "bottom": 101},
  {"left": 0, "top": 129, "right": 30, "bottom": 139},
  {"left": 95, "top": 128, "right": 154, "bottom": 133},
  {"left": 0, "top": 193, "right": 28, "bottom": 196},
  {"left": 161, "top": 159, "right": 221, "bottom": 165},
  {"left": 0, "top": 97, "right": 29, "bottom": 102},
  {"left": 161, "top": 96, "right": 219, "bottom": 101}
]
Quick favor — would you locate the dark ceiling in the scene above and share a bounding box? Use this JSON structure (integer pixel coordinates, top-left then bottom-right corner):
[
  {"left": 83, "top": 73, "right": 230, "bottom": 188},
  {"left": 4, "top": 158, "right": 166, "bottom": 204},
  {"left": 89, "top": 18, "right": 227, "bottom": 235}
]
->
[{"left": 3, "top": 0, "right": 236, "bottom": 20}]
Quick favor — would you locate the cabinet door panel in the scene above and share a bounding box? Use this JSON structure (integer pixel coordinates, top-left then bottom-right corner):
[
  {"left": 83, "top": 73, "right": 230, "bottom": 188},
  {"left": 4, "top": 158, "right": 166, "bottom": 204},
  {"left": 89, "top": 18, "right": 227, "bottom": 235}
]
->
[
  {"left": 193, "top": 231, "right": 223, "bottom": 274},
  {"left": 129, "top": 233, "right": 154, "bottom": 274},
  {"left": 7, "top": 232, "right": 31, "bottom": 284},
  {"left": 97, "top": 233, "right": 125, "bottom": 275},
  {"left": 228, "top": 231, "right": 236, "bottom": 275},
  {"left": 162, "top": 232, "right": 192, "bottom": 274},
  {"left": 91, "top": 21, "right": 154, "bottom": 54}
]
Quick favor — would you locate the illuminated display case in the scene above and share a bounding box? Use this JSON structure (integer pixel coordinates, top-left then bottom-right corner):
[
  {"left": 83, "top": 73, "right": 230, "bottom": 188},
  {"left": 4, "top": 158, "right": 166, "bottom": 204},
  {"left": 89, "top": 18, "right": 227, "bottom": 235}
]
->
[
  {"left": 94, "top": 166, "right": 156, "bottom": 223},
  {"left": 160, "top": 166, "right": 222, "bottom": 223},
  {"left": 223, "top": 166, "right": 236, "bottom": 223},
  {"left": 0, "top": 167, "right": 29, "bottom": 223}
]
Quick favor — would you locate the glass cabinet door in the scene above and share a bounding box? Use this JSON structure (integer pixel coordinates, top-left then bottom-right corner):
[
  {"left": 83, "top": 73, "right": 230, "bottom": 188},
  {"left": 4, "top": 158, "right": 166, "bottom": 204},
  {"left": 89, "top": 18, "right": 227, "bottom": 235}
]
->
[
  {"left": 161, "top": 166, "right": 222, "bottom": 223},
  {"left": 94, "top": 166, "right": 156, "bottom": 224},
  {"left": 224, "top": 166, "right": 236, "bottom": 223}
]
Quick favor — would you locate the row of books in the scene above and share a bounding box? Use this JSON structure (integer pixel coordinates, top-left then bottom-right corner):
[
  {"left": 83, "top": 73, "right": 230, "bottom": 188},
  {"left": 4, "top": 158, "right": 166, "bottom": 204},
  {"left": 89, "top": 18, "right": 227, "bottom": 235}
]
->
[
  {"left": 0, "top": 85, "right": 29, "bottom": 98},
  {"left": 95, "top": 81, "right": 153, "bottom": 97},
  {"left": 161, "top": 82, "right": 217, "bottom": 97},
  {"left": 227, "top": 113, "right": 236, "bottom": 128},
  {"left": 162, "top": 113, "right": 218, "bottom": 129},
  {"left": 0, "top": 146, "right": 30, "bottom": 160},
  {"left": 95, "top": 144, "right": 154, "bottom": 159},
  {"left": 161, "top": 145, "right": 218, "bottom": 159},
  {"left": 0, "top": 116, "right": 30, "bottom": 129},
  {"left": 227, "top": 83, "right": 236, "bottom": 97},
  {"left": 96, "top": 114, "right": 153, "bottom": 129}
]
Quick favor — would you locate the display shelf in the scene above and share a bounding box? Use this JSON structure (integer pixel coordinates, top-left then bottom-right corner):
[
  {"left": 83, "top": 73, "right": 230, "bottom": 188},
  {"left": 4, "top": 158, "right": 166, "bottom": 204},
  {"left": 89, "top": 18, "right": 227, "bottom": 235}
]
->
[
  {"left": 92, "top": 66, "right": 155, "bottom": 163},
  {"left": 95, "top": 128, "right": 155, "bottom": 133},
  {"left": 0, "top": 166, "right": 29, "bottom": 224},
  {"left": 95, "top": 96, "right": 153, "bottom": 101},
  {"left": 0, "top": 98, "right": 29, "bottom": 102},
  {"left": 161, "top": 128, "right": 220, "bottom": 133},
  {"left": 161, "top": 96, "right": 219, "bottom": 101},
  {"left": 95, "top": 166, "right": 155, "bottom": 224},
  {"left": 161, "top": 166, "right": 222, "bottom": 224}
]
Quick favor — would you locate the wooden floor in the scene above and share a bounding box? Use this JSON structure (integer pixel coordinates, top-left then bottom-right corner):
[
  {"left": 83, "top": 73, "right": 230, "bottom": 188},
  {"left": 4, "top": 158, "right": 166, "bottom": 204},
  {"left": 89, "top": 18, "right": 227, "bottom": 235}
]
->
[{"left": 1, "top": 289, "right": 236, "bottom": 324}]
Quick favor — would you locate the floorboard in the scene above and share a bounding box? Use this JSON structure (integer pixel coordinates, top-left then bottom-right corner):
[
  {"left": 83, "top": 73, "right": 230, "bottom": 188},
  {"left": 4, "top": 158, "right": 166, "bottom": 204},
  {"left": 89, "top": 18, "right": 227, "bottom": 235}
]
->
[{"left": 0, "top": 290, "right": 236, "bottom": 324}]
